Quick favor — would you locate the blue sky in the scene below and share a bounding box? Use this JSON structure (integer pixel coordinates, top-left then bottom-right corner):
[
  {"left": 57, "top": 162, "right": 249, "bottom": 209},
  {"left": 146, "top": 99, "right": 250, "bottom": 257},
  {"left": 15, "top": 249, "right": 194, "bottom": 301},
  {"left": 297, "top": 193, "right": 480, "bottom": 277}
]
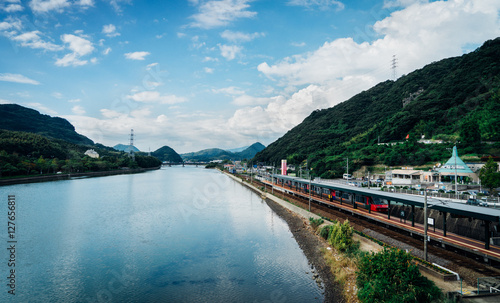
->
[{"left": 1, "top": 0, "right": 499, "bottom": 153}]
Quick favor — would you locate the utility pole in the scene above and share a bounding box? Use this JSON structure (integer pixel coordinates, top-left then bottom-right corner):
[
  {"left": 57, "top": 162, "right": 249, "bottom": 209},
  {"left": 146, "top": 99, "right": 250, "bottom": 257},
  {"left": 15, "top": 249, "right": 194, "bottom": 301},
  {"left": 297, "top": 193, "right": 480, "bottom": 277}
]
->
[
  {"left": 271, "top": 166, "right": 274, "bottom": 195},
  {"left": 424, "top": 188, "right": 428, "bottom": 261},
  {"left": 454, "top": 146, "right": 458, "bottom": 199},
  {"left": 309, "top": 174, "right": 312, "bottom": 212},
  {"left": 129, "top": 129, "right": 135, "bottom": 161},
  {"left": 346, "top": 157, "right": 349, "bottom": 177},
  {"left": 391, "top": 54, "right": 398, "bottom": 81},
  {"left": 368, "top": 170, "right": 370, "bottom": 189}
]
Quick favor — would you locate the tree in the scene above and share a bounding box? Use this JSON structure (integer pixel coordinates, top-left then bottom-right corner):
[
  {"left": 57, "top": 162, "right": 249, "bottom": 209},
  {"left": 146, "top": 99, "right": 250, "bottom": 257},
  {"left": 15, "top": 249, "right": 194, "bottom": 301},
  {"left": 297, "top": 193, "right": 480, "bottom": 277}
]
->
[
  {"left": 459, "top": 116, "right": 481, "bottom": 148},
  {"left": 356, "top": 248, "right": 442, "bottom": 303},
  {"left": 479, "top": 157, "right": 500, "bottom": 195}
]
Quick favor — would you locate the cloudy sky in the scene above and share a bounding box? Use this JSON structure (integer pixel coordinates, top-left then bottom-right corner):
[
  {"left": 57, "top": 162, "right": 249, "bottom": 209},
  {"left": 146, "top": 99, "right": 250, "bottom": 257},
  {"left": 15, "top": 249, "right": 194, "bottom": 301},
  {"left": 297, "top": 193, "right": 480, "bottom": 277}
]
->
[{"left": 1, "top": 0, "right": 499, "bottom": 153}]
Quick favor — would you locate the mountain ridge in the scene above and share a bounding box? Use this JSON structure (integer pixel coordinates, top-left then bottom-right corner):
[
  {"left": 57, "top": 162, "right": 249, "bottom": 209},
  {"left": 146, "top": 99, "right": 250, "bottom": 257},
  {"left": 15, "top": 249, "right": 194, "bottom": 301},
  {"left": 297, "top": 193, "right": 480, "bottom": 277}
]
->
[
  {"left": 0, "top": 104, "right": 94, "bottom": 145},
  {"left": 253, "top": 38, "right": 500, "bottom": 178},
  {"left": 181, "top": 142, "right": 265, "bottom": 162}
]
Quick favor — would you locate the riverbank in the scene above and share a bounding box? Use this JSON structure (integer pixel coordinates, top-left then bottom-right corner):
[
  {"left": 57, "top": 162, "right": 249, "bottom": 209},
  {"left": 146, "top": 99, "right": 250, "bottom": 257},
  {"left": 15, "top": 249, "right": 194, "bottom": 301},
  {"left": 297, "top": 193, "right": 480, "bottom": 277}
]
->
[
  {"left": 0, "top": 166, "right": 161, "bottom": 186},
  {"left": 222, "top": 171, "right": 345, "bottom": 303}
]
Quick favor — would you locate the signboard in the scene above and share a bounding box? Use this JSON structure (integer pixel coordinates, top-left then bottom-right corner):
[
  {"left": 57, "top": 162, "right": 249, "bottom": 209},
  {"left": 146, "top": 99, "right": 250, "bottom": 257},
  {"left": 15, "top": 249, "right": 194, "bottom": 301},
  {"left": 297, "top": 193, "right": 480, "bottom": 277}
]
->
[
  {"left": 428, "top": 218, "right": 434, "bottom": 225},
  {"left": 281, "top": 159, "right": 287, "bottom": 175}
]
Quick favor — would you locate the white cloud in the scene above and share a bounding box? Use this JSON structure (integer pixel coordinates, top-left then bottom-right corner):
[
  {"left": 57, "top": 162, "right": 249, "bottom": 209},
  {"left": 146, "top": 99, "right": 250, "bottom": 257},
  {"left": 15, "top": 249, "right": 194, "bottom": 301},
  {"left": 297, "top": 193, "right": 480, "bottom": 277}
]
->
[
  {"left": 72, "top": 105, "right": 86, "bottom": 115},
  {"left": 108, "top": 0, "right": 131, "bottom": 13},
  {"left": 383, "top": 0, "right": 426, "bottom": 8},
  {"left": 0, "top": 73, "right": 40, "bottom": 85},
  {"left": 258, "top": 1, "right": 500, "bottom": 87},
  {"left": 218, "top": 44, "right": 241, "bottom": 60},
  {"left": 3, "top": 3, "right": 23, "bottom": 12},
  {"left": 146, "top": 62, "right": 159, "bottom": 70},
  {"left": 102, "top": 24, "right": 120, "bottom": 37},
  {"left": 25, "top": 102, "right": 58, "bottom": 115},
  {"left": 203, "top": 56, "right": 218, "bottom": 62},
  {"left": 126, "top": 91, "right": 186, "bottom": 104},
  {"left": 189, "top": 0, "right": 257, "bottom": 29},
  {"left": 55, "top": 53, "right": 88, "bottom": 66},
  {"left": 212, "top": 86, "right": 245, "bottom": 95},
  {"left": 232, "top": 95, "right": 272, "bottom": 106},
  {"left": 204, "top": 67, "right": 214, "bottom": 74},
  {"left": 220, "top": 30, "right": 264, "bottom": 42},
  {"left": 55, "top": 34, "right": 94, "bottom": 67},
  {"left": 78, "top": 0, "right": 94, "bottom": 7},
  {"left": 61, "top": 34, "right": 94, "bottom": 56},
  {"left": 68, "top": 98, "right": 81, "bottom": 103},
  {"left": 287, "top": 0, "right": 345, "bottom": 11},
  {"left": 13, "top": 31, "right": 63, "bottom": 51},
  {"left": 29, "top": 0, "right": 70, "bottom": 13},
  {"left": 124, "top": 51, "right": 150, "bottom": 60},
  {"left": 51, "top": 92, "right": 63, "bottom": 98},
  {"left": 103, "top": 47, "right": 112, "bottom": 55},
  {"left": 291, "top": 41, "right": 306, "bottom": 47}
]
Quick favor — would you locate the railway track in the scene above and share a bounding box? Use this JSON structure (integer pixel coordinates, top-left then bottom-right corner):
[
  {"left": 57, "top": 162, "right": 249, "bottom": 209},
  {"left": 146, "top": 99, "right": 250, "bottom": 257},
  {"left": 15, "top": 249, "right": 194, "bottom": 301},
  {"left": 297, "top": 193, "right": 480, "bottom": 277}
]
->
[{"left": 257, "top": 180, "right": 500, "bottom": 286}]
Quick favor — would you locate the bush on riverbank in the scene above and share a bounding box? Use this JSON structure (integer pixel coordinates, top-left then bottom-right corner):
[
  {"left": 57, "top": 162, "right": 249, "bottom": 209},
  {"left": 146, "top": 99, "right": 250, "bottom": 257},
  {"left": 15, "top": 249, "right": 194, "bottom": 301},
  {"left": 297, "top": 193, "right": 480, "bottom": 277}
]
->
[
  {"left": 328, "top": 220, "right": 355, "bottom": 253},
  {"left": 309, "top": 217, "right": 324, "bottom": 230},
  {"left": 356, "top": 248, "right": 442, "bottom": 303}
]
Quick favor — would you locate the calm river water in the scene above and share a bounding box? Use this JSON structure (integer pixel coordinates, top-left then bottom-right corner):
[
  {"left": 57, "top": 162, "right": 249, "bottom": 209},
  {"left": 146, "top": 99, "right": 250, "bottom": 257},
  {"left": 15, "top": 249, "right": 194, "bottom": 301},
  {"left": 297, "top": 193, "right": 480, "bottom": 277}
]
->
[{"left": 1, "top": 166, "right": 324, "bottom": 302}]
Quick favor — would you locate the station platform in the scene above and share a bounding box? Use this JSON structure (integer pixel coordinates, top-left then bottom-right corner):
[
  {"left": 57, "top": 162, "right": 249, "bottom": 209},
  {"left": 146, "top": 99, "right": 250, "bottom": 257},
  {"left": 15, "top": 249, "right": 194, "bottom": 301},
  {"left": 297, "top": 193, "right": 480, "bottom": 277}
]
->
[{"left": 262, "top": 180, "right": 500, "bottom": 264}]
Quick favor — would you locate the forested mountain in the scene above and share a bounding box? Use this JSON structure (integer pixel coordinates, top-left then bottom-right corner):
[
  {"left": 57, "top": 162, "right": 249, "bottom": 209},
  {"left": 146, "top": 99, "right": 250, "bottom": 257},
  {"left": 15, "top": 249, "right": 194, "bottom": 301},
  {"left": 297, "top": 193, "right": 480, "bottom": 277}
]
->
[
  {"left": 152, "top": 146, "right": 183, "bottom": 163},
  {"left": 237, "top": 142, "right": 266, "bottom": 159},
  {"left": 181, "top": 142, "right": 266, "bottom": 162},
  {"left": 0, "top": 104, "right": 94, "bottom": 145},
  {"left": 0, "top": 105, "right": 161, "bottom": 177},
  {"left": 254, "top": 38, "right": 500, "bottom": 178}
]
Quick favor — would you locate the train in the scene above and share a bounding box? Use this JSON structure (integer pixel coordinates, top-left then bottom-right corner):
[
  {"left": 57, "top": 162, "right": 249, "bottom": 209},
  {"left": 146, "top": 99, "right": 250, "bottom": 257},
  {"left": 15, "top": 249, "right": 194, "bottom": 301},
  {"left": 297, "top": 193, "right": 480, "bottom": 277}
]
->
[
  {"left": 326, "top": 189, "right": 388, "bottom": 212},
  {"left": 280, "top": 179, "right": 388, "bottom": 212}
]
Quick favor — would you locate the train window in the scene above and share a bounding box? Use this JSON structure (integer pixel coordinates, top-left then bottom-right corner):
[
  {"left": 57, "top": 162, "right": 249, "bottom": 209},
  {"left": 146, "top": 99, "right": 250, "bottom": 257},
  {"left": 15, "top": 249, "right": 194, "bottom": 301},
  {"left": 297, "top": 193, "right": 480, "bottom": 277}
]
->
[{"left": 372, "top": 197, "right": 383, "bottom": 205}]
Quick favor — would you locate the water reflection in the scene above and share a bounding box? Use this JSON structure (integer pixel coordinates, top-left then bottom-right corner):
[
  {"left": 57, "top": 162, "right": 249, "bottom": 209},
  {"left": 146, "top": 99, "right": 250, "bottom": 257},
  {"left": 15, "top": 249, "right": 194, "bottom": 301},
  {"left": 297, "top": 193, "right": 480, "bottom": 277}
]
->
[{"left": 1, "top": 167, "right": 323, "bottom": 302}]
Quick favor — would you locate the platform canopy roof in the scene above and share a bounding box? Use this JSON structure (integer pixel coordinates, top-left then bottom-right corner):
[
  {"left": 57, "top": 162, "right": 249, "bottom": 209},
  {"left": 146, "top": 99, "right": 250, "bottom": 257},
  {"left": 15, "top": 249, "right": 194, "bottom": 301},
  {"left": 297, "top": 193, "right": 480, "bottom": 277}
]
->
[{"left": 272, "top": 174, "right": 500, "bottom": 222}]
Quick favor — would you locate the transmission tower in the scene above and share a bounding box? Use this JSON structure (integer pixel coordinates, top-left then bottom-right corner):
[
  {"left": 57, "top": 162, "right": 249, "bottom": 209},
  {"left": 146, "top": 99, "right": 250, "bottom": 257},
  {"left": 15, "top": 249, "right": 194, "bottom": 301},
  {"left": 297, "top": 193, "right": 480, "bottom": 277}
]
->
[
  {"left": 391, "top": 54, "right": 398, "bottom": 80},
  {"left": 129, "top": 129, "right": 135, "bottom": 161}
]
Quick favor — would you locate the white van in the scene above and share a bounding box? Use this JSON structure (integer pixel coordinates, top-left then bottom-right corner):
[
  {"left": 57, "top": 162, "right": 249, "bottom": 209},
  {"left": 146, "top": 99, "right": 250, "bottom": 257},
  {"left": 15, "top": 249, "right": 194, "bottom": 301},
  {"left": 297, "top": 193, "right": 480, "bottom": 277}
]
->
[{"left": 343, "top": 174, "right": 352, "bottom": 180}]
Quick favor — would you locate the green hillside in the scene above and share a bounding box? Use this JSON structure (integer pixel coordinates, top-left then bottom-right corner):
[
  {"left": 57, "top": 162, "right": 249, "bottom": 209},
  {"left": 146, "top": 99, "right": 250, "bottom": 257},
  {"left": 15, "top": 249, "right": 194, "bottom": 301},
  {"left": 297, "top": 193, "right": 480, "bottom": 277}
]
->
[
  {"left": 0, "top": 104, "right": 162, "bottom": 177},
  {"left": 181, "top": 148, "right": 234, "bottom": 162},
  {"left": 152, "top": 146, "right": 183, "bottom": 163},
  {"left": 181, "top": 142, "right": 265, "bottom": 162},
  {"left": 0, "top": 104, "right": 94, "bottom": 145},
  {"left": 254, "top": 38, "right": 500, "bottom": 178}
]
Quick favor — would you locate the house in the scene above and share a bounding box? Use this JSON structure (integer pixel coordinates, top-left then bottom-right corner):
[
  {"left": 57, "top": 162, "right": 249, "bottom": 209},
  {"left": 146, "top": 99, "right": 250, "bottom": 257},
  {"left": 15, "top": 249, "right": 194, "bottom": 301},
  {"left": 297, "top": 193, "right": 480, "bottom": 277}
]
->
[{"left": 84, "top": 149, "right": 99, "bottom": 159}]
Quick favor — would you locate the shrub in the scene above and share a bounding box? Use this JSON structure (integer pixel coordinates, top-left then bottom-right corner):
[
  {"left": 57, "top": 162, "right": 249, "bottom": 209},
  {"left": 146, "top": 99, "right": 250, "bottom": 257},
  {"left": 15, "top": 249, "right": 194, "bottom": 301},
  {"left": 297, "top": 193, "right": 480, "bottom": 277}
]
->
[
  {"left": 328, "top": 220, "right": 354, "bottom": 252},
  {"left": 319, "top": 225, "right": 333, "bottom": 239},
  {"left": 356, "top": 248, "right": 442, "bottom": 303},
  {"left": 309, "top": 217, "right": 324, "bottom": 230}
]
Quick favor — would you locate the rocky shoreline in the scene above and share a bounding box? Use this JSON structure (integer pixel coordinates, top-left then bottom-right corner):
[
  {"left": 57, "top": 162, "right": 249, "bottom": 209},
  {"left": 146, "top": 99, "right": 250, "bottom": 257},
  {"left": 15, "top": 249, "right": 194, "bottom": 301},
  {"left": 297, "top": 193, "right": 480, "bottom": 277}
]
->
[
  {"left": 221, "top": 171, "right": 345, "bottom": 302},
  {"left": 263, "top": 196, "right": 345, "bottom": 303}
]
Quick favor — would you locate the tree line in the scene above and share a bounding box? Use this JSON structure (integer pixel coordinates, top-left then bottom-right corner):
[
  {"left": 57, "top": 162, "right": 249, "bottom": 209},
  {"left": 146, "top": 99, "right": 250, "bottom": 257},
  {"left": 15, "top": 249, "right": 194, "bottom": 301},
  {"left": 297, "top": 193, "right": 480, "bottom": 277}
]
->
[{"left": 0, "top": 129, "right": 161, "bottom": 178}]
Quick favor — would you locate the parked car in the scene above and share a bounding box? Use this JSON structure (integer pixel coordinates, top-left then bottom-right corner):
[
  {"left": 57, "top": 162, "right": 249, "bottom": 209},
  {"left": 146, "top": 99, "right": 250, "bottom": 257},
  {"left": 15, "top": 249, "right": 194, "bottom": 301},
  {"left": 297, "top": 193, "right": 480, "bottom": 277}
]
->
[{"left": 466, "top": 198, "right": 488, "bottom": 207}]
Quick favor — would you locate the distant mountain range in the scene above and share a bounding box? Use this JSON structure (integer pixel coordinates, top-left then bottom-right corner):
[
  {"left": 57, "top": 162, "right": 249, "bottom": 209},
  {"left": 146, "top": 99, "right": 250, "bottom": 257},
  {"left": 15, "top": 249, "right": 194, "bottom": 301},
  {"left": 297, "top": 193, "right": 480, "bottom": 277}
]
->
[
  {"left": 152, "top": 146, "right": 183, "bottom": 163},
  {"left": 0, "top": 104, "right": 186, "bottom": 166},
  {"left": 113, "top": 144, "right": 141, "bottom": 153},
  {"left": 181, "top": 142, "right": 265, "bottom": 162},
  {"left": 0, "top": 104, "right": 94, "bottom": 145}
]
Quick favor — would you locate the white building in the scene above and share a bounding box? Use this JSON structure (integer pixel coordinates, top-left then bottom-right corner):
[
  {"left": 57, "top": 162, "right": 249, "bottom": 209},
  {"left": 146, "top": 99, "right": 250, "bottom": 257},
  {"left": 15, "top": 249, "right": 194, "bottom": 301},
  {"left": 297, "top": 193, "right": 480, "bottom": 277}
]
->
[{"left": 84, "top": 149, "right": 99, "bottom": 159}]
